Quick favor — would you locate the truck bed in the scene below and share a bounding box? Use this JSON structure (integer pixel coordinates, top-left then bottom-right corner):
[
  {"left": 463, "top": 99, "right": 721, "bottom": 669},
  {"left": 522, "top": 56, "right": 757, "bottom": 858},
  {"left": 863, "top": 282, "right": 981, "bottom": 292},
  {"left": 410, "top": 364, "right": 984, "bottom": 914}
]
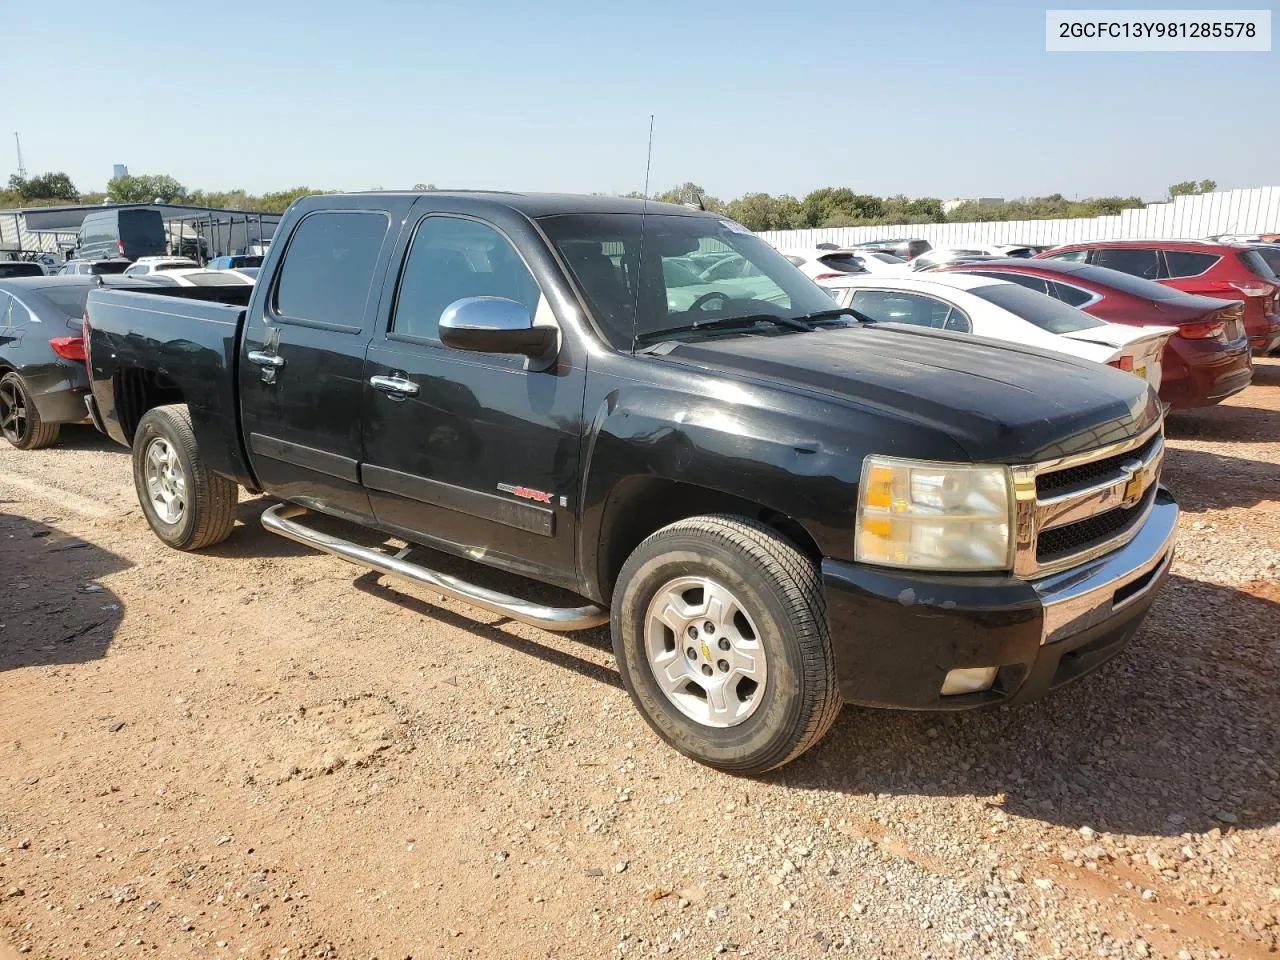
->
[{"left": 85, "top": 284, "right": 257, "bottom": 485}]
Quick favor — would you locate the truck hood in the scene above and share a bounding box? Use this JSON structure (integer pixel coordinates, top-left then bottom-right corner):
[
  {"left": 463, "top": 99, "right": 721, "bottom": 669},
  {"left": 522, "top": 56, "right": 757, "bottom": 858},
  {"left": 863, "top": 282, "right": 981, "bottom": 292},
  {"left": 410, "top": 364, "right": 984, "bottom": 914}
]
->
[{"left": 657, "top": 324, "right": 1161, "bottom": 463}]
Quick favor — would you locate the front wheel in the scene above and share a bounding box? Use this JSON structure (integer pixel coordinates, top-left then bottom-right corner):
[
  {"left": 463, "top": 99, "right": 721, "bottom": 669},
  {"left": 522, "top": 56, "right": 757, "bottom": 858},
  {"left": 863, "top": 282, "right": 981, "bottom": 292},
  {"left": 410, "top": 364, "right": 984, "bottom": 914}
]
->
[
  {"left": 132, "top": 404, "right": 238, "bottom": 550},
  {"left": 611, "top": 515, "right": 840, "bottom": 774}
]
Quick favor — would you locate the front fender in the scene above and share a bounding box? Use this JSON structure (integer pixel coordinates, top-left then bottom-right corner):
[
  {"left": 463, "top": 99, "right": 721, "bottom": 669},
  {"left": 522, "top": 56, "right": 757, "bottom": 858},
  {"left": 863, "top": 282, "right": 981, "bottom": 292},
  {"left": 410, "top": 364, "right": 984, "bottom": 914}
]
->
[{"left": 577, "top": 383, "right": 862, "bottom": 601}]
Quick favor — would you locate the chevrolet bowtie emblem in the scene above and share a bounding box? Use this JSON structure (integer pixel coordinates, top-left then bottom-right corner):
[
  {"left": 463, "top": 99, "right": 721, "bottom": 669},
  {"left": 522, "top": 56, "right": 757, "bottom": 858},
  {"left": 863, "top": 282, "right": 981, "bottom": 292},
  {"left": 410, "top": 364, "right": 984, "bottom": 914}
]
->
[{"left": 1120, "top": 461, "right": 1149, "bottom": 508}]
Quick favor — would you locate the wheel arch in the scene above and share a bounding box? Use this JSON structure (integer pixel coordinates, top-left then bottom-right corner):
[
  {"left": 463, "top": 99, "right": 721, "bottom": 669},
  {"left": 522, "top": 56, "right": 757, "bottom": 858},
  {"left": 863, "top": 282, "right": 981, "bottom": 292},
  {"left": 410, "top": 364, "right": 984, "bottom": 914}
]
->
[{"left": 594, "top": 475, "right": 823, "bottom": 605}]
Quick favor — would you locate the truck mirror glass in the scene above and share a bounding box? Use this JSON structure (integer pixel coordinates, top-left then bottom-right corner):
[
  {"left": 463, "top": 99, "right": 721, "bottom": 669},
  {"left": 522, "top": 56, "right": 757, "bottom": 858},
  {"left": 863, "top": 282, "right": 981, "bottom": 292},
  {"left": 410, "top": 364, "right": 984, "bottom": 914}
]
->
[{"left": 438, "top": 296, "right": 556, "bottom": 360}]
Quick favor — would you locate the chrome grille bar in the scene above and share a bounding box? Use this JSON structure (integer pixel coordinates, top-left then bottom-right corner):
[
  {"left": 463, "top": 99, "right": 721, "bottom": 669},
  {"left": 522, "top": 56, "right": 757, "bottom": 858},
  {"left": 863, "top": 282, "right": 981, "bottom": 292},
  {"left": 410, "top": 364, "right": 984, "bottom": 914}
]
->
[{"left": 1012, "top": 420, "right": 1165, "bottom": 578}]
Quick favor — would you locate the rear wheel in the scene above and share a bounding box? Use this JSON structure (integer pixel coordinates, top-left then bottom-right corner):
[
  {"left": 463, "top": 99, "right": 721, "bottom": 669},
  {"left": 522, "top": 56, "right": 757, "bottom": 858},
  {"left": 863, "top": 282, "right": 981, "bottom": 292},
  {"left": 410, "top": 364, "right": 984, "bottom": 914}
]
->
[
  {"left": 0, "top": 372, "right": 60, "bottom": 450},
  {"left": 611, "top": 515, "right": 840, "bottom": 774},
  {"left": 132, "top": 404, "right": 238, "bottom": 550}
]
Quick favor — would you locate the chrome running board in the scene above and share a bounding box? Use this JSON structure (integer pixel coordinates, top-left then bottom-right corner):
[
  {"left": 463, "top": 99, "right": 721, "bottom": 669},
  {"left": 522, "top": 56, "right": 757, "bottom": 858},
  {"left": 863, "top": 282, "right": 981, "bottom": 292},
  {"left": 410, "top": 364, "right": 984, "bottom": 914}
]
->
[{"left": 261, "top": 503, "right": 609, "bottom": 632}]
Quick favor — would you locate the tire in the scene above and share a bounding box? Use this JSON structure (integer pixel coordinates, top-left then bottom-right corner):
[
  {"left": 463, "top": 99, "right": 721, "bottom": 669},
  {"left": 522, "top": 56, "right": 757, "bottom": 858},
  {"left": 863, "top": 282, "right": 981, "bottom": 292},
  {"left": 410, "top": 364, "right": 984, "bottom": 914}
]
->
[
  {"left": 0, "top": 372, "right": 61, "bottom": 450},
  {"left": 132, "top": 404, "right": 238, "bottom": 550},
  {"left": 611, "top": 515, "right": 841, "bottom": 774}
]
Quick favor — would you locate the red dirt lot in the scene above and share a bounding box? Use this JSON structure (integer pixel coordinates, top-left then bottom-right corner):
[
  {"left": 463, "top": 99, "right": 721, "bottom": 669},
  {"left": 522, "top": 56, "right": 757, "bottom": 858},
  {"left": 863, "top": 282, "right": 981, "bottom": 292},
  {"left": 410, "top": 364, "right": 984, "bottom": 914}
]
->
[{"left": 2, "top": 359, "right": 1278, "bottom": 959}]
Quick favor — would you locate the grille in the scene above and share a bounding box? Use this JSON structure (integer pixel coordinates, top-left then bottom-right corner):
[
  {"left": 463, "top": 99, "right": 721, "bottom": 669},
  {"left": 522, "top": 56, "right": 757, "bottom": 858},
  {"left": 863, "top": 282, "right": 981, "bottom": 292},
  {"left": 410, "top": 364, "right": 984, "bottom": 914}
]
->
[
  {"left": 1036, "top": 487, "right": 1155, "bottom": 563},
  {"left": 1036, "top": 433, "right": 1160, "bottom": 499}
]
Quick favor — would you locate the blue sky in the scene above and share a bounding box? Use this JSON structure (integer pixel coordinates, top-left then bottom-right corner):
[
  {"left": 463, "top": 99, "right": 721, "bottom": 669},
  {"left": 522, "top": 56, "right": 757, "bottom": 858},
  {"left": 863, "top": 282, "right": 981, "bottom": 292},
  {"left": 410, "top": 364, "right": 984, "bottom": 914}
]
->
[{"left": 5, "top": 0, "right": 1276, "bottom": 201}]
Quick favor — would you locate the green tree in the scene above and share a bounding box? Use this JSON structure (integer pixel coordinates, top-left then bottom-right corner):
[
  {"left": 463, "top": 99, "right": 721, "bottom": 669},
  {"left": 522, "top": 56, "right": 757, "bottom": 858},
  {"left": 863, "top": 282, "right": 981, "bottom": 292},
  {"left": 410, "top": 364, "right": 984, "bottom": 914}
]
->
[
  {"left": 108, "top": 173, "right": 188, "bottom": 203},
  {"left": 723, "top": 193, "right": 802, "bottom": 231},
  {"left": 653, "top": 182, "right": 724, "bottom": 212},
  {"left": 256, "top": 186, "right": 323, "bottom": 213},
  {"left": 7, "top": 171, "right": 79, "bottom": 202},
  {"left": 1169, "top": 179, "right": 1217, "bottom": 198}
]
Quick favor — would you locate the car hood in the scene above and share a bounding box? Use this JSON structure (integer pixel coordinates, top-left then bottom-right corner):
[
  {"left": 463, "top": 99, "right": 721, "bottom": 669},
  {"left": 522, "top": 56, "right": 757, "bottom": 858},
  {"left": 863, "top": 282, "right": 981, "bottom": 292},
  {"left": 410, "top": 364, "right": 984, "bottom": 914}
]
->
[{"left": 658, "top": 324, "right": 1161, "bottom": 463}]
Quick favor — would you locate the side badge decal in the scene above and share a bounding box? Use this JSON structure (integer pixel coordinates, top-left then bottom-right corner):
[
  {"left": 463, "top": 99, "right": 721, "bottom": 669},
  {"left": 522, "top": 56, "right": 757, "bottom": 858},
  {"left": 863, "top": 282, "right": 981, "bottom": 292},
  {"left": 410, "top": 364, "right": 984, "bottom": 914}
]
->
[{"left": 498, "top": 483, "right": 554, "bottom": 505}]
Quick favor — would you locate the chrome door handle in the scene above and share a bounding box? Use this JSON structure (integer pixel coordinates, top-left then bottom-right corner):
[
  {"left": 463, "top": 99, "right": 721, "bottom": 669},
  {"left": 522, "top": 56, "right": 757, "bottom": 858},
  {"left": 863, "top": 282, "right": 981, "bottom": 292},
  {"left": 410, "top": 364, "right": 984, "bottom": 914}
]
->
[
  {"left": 247, "top": 350, "right": 285, "bottom": 368},
  {"left": 369, "top": 374, "right": 419, "bottom": 397}
]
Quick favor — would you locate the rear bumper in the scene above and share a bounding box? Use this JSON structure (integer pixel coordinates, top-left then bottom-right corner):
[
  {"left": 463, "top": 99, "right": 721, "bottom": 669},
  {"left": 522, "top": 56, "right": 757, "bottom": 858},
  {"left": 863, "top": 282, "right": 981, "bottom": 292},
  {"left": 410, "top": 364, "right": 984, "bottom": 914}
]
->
[
  {"left": 1159, "top": 336, "right": 1252, "bottom": 408},
  {"left": 822, "top": 489, "right": 1178, "bottom": 710},
  {"left": 1250, "top": 313, "right": 1280, "bottom": 354},
  {"left": 21, "top": 360, "right": 92, "bottom": 424}
]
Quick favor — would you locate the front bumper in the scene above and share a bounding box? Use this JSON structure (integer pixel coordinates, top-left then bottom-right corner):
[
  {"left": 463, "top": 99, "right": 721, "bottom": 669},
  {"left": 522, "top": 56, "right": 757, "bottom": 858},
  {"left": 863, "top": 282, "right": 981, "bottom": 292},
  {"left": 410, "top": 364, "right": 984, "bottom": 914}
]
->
[{"left": 822, "top": 488, "right": 1178, "bottom": 710}]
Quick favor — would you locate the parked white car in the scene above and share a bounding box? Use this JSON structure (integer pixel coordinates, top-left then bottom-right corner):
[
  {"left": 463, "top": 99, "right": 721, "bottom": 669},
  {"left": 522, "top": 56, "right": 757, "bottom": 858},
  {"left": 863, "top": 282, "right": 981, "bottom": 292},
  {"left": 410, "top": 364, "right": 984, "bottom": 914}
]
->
[
  {"left": 778, "top": 247, "right": 909, "bottom": 280},
  {"left": 122, "top": 257, "right": 201, "bottom": 278},
  {"left": 818, "top": 273, "right": 1176, "bottom": 392},
  {"left": 910, "top": 245, "right": 1038, "bottom": 271},
  {"left": 139, "top": 269, "right": 255, "bottom": 287}
]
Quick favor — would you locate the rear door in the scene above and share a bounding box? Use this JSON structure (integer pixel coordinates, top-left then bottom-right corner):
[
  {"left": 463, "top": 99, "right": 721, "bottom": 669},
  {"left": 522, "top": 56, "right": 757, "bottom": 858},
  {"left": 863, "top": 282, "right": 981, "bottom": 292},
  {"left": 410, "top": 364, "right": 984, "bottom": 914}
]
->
[
  {"left": 239, "top": 199, "right": 413, "bottom": 523},
  {"left": 360, "top": 199, "right": 588, "bottom": 587}
]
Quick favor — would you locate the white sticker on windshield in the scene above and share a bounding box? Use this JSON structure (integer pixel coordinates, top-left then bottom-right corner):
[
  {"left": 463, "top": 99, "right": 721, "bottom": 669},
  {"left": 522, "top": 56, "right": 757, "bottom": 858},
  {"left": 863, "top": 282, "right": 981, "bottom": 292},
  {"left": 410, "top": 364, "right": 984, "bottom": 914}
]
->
[{"left": 718, "top": 219, "right": 752, "bottom": 235}]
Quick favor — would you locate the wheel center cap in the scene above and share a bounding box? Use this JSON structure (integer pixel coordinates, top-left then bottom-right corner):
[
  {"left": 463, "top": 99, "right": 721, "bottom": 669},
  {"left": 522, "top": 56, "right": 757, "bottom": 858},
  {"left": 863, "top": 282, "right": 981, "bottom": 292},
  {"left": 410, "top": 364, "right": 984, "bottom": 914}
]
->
[{"left": 700, "top": 639, "right": 712, "bottom": 661}]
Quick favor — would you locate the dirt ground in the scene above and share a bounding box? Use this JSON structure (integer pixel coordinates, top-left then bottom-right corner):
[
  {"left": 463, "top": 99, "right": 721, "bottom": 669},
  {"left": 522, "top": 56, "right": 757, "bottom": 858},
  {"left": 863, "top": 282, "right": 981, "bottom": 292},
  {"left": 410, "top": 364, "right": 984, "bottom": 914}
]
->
[{"left": 2, "top": 360, "right": 1277, "bottom": 960}]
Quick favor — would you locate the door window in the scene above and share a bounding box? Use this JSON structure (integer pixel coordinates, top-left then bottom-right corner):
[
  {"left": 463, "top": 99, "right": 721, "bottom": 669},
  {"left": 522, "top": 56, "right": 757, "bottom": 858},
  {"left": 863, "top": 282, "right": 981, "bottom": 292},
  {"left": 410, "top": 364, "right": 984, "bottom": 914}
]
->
[
  {"left": 1091, "top": 247, "right": 1162, "bottom": 280},
  {"left": 391, "top": 216, "right": 543, "bottom": 341},
  {"left": 273, "top": 211, "right": 389, "bottom": 330},
  {"left": 850, "top": 289, "right": 954, "bottom": 328}
]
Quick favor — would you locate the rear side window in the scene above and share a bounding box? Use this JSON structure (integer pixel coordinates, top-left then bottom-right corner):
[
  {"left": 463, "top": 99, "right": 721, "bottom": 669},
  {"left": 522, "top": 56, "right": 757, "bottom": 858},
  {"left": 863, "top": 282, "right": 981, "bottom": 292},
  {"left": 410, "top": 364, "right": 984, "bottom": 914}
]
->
[
  {"left": 1092, "top": 248, "right": 1161, "bottom": 280},
  {"left": 90, "top": 261, "right": 129, "bottom": 275},
  {"left": 1050, "top": 282, "right": 1096, "bottom": 308},
  {"left": 275, "top": 211, "right": 388, "bottom": 329},
  {"left": 1163, "top": 250, "right": 1220, "bottom": 278},
  {"left": 968, "top": 283, "right": 1106, "bottom": 334},
  {"left": 0, "top": 262, "right": 43, "bottom": 278},
  {"left": 391, "top": 216, "right": 542, "bottom": 341}
]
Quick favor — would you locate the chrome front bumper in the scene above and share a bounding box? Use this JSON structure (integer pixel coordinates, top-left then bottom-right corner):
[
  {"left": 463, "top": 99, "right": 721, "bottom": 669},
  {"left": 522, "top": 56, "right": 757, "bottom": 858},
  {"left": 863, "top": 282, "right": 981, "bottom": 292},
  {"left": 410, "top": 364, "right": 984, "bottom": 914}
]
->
[{"left": 1034, "top": 489, "right": 1178, "bottom": 645}]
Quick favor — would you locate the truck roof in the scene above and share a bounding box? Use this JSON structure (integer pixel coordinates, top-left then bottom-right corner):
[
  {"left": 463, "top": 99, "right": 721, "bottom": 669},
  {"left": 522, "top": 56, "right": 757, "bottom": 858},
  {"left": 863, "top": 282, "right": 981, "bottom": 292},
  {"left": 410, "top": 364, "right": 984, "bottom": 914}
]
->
[{"left": 322, "top": 191, "right": 717, "bottom": 219}]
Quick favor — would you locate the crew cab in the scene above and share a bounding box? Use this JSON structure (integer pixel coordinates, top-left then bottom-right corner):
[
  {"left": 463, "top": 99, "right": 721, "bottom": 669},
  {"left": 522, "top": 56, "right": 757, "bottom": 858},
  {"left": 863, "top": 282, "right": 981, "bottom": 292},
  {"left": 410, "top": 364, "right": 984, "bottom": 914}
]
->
[{"left": 84, "top": 192, "right": 1178, "bottom": 774}]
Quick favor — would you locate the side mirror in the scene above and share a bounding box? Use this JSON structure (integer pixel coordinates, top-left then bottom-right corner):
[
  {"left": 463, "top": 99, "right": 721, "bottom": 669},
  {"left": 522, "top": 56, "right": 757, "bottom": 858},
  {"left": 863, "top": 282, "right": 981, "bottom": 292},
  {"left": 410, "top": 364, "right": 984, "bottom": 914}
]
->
[{"left": 438, "top": 297, "right": 556, "bottom": 360}]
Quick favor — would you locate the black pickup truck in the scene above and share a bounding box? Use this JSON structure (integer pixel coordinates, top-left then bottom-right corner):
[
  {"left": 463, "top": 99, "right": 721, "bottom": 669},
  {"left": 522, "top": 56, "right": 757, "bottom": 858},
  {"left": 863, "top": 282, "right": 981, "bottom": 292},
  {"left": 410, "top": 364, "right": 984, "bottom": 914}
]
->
[{"left": 84, "top": 192, "right": 1178, "bottom": 773}]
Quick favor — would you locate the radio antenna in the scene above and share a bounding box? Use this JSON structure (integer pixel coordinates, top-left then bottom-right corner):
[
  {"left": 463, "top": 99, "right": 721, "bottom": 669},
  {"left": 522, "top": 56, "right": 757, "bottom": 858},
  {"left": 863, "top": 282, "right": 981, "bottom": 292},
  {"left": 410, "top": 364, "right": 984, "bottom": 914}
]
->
[
  {"left": 633, "top": 114, "right": 655, "bottom": 355},
  {"left": 642, "top": 115, "right": 654, "bottom": 199}
]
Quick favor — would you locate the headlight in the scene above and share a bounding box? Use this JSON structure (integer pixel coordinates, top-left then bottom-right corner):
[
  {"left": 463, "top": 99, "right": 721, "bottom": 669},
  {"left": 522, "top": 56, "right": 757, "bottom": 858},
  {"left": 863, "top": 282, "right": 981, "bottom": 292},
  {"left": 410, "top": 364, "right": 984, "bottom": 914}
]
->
[{"left": 855, "top": 457, "right": 1012, "bottom": 571}]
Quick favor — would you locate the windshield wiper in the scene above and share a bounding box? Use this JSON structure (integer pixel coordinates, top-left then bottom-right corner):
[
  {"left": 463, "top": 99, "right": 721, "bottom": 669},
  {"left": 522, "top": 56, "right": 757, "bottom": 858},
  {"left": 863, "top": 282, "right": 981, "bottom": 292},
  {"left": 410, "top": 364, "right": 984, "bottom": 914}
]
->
[
  {"left": 636, "top": 313, "right": 814, "bottom": 344},
  {"left": 795, "top": 307, "right": 878, "bottom": 325}
]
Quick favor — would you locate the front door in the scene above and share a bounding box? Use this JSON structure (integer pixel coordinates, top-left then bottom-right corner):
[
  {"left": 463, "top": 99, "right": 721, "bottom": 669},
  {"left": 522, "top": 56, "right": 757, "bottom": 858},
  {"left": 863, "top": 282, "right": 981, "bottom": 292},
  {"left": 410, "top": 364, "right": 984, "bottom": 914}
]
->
[
  {"left": 239, "top": 203, "right": 408, "bottom": 523},
  {"left": 361, "top": 206, "right": 587, "bottom": 589}
]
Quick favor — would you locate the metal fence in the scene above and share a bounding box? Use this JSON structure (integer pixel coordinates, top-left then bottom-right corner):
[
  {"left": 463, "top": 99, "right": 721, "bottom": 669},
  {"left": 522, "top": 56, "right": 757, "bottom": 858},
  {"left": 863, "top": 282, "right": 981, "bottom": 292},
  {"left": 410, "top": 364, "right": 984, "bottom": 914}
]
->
[{"left": 757, "top": 186, "right": 1280, "bottom": 250}]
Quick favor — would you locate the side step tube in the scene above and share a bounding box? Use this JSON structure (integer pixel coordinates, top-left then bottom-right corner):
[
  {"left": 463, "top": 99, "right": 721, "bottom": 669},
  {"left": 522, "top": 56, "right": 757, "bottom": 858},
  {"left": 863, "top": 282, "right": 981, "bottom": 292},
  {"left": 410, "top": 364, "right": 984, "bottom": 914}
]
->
[{"left": 261, "top": 503, "right": 609, "bottom": 632}]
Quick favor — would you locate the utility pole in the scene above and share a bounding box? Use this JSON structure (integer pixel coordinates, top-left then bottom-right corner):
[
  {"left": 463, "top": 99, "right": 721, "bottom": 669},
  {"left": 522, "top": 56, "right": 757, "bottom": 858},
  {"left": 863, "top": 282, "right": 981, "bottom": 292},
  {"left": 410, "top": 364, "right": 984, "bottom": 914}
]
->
[{"left": 14, "top": 132, "right": 26, "bottom": 179}]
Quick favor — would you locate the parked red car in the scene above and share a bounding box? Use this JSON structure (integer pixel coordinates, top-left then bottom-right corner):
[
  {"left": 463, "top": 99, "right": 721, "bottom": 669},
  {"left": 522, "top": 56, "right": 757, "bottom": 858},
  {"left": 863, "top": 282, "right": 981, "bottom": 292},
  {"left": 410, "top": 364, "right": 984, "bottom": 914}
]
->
[
  {"left": 1035, "top": 240, "right": 1280, "bottom": 354},
  {"left": 938, "top": 258, "right": 1252, "bottom": 409}
]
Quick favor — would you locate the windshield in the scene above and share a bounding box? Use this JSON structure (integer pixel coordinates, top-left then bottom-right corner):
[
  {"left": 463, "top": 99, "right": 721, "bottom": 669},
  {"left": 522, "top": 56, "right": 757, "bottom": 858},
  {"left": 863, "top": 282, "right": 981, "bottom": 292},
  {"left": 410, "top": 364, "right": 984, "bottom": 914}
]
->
[
  {"left": 968, "top": 283, "right": 1106, "bottom": 334},
  {"left": 538, "top": 213, "right": 848, "bottom": 348}
]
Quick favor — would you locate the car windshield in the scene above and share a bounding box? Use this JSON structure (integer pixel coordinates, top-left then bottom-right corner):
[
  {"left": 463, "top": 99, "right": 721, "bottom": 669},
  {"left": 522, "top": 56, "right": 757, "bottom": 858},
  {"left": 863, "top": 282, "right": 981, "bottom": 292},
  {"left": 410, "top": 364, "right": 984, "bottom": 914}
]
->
[
  {"left": 538, "top": 213, "right": 851, "bottom": 348},
  {"left": 968, "top": 283, "right": 1106, "bottom": 334}
]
